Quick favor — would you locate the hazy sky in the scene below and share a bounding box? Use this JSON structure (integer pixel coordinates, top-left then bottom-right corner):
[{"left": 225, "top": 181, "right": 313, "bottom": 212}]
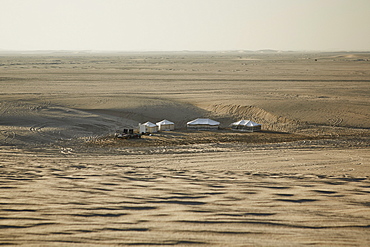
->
[{"left": 1, "top": 0, "right": 369, "bottom": 51}]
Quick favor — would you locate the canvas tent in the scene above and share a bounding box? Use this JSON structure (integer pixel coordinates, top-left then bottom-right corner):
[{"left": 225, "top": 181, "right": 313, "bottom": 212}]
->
[
  {"left": 139, "top": 121, "right": 158, "bottom": 133},
  {"left": 187, "top": 118, "right": 220, "bottom": 130},
  {"left": 156, "top": 119, "right": 175, "bottom": 131},
  {"left": 231, "top": 120, "right": 261, "bottom": 132}
]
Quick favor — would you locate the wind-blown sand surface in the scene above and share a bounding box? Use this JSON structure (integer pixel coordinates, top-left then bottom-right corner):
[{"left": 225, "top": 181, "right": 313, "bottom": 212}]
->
[{"left": 1, "top": 51, "right": 370, "bottom": 246}]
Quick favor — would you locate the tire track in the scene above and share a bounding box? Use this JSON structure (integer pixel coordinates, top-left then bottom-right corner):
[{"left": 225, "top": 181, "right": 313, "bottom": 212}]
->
[{"left": 0, "top": 130, "right": 16, "bottom": 143}]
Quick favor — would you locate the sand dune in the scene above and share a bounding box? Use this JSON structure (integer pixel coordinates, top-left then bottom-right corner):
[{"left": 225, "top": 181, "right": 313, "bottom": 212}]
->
[
  {"left": 0, "top": 147, "right": 369, "bottom": 246},
  {"left": 1, "top": 52, "right": 370, "bottom": 245}
]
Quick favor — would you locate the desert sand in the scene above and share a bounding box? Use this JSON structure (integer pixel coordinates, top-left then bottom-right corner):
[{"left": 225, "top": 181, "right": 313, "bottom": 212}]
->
[{"left": 1, "top": 51, "right": 370, "bottom": 246}]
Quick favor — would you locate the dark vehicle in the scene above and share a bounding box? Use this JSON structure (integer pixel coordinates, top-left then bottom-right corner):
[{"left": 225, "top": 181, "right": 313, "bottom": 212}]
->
[{"left": 115, "top": 129, "right": 141, "bottom": 139}]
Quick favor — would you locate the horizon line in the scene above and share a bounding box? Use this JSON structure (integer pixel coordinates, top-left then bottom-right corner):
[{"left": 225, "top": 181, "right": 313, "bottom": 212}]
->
[{"left": 1, "top": 49, "right": 369, "bottom": 54}]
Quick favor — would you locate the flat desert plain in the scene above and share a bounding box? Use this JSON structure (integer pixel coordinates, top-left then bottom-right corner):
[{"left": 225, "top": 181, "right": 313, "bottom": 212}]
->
[{"left": 1, "top": 51, "right": 370, "bottom": 246}]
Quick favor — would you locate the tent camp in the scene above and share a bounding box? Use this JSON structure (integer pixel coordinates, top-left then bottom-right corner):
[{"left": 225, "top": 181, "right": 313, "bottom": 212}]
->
[
  {"left": 139, "top": 121, "right": 158, "bottom": 133},
  {"left": 187, "top": 118, "right": 220, "bottom": 130},
  {"left": 231, "top": 120, "right": 261, "bottom": 132},
  {"left": 156, "top": 119, "right": 175, "bottom": 131}
]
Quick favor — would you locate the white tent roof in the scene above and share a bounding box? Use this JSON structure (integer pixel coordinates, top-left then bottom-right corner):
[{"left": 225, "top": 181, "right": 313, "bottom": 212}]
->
[
  {"left": 142, "top": 121, "right": 157, "bottom": 127},
  {"left": 156, "top": 119, "right": 174, "bottom": 125},
  {"left": 232, "top": 120, "right": 261, "bottom": 127},
  {"left": 187, "top": 118, "right": 220, "bottom": 126}
]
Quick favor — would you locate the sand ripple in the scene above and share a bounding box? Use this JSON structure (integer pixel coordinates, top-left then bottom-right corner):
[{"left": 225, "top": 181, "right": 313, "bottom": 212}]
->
[{"left": 1, "top": 153, "right": 369, "bottom": 246}]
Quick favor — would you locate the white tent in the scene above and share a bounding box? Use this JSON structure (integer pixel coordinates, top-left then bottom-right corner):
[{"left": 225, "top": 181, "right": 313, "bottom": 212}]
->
[
  {"left": 156, "top": 119, "right": 175, "bottom": 131},
  {"left": 139, "top": 121, "right": 158, "bottom": 133},
  {"left": 187, "top": 118, "right": 220, "bottom": 130},
  {"left": 231, "top": 120, "right": 261, "bottom": 132}
]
